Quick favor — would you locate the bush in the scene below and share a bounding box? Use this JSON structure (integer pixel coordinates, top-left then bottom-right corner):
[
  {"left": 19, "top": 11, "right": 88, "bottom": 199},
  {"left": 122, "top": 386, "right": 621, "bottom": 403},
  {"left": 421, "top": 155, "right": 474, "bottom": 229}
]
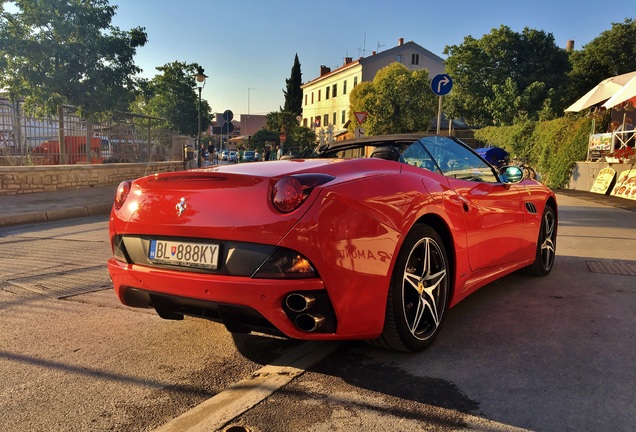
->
[{"left": 474, "top": 117, "right": 592, "bottom": 188}]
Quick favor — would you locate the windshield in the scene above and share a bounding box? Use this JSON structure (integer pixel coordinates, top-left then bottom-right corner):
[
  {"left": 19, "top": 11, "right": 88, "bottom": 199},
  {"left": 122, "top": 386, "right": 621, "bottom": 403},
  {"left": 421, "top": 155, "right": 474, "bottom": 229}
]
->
[
  {"left": 316, "top": 135, "right": 499, "bottom": 183},
  {"left": 403, "top": 136, "right": 499, "bottom": 182}
]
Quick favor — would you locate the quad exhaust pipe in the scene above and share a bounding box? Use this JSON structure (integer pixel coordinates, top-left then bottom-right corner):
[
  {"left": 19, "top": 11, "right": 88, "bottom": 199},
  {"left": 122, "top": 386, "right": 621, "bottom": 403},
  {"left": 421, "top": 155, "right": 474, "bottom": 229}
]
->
[
  {"left": 285, "top": 293, "right": 327, "bottom": 332},
  {"left": 295, "top": 313, "right": 326, "bottom": 332},
  {"left": 285, "top": 293, "right": 316, "bottom": 313}
]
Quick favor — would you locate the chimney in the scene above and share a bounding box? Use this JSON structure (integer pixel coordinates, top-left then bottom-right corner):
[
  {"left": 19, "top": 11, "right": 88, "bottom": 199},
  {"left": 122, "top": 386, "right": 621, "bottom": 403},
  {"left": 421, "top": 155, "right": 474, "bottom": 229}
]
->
[
  {"left": 566, "top": 40, "right": 575, "bottom": 52},
  {"left": 344, "top": 57, "right": 352, "bottom": 65},
  {"left": 399, "top": 37, "right": 404, "bottom": 46},
  {"left": 320, "top": 65, "right": 331, "bottom": 76},
  {"left": 372, "top": 51, "right": 376, "bottom": 55}
]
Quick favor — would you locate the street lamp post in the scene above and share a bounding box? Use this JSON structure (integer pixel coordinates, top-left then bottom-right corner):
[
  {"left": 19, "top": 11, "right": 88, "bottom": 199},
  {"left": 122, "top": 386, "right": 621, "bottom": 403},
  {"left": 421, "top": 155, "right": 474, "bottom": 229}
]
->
[
  {"left": 196, "top": 66, "right": 208, "bottom": 168},
  {"left": 248, "top": 87, "right": 254, "bottom": 116},
  {"left": 247, "top": 87, "right": 254, "bottom": 143}
]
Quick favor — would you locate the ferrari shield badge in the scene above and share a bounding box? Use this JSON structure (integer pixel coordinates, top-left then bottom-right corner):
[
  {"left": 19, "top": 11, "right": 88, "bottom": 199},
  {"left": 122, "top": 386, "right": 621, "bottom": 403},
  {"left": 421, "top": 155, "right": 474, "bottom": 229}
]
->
[{"left": 176, "top": 197, "right": 187, "bottom": 217}]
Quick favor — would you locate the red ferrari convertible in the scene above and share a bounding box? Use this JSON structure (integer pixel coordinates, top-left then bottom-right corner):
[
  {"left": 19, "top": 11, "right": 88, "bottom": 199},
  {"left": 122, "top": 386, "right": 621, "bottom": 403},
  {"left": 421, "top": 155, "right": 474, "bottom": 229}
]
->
[{"left": 108, "top": 134, "right": 557, "bottom": 352}]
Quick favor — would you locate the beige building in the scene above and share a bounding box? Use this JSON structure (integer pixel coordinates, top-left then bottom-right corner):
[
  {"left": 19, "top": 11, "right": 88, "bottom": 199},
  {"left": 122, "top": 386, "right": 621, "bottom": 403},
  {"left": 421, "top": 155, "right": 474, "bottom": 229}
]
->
[{"left": 300, "top": 38, "right": 445, "bottom": 141}]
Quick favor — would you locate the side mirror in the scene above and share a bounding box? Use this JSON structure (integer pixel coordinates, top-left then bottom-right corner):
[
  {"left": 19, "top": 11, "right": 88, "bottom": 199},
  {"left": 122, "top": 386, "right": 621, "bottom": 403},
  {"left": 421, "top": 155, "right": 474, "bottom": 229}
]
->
[{"left": 499, "top": 166, "right": 524, "bottom": 184}]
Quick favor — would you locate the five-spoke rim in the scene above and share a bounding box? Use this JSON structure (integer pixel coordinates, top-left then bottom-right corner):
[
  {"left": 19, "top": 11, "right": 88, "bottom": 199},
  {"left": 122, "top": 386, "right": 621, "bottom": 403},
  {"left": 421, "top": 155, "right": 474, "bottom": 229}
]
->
[
  {"left": 541, "top": 210, "right": 556, "bottom": 270},
  {"left": 401, "top": 237, "right": 448, "bottom": 341}
]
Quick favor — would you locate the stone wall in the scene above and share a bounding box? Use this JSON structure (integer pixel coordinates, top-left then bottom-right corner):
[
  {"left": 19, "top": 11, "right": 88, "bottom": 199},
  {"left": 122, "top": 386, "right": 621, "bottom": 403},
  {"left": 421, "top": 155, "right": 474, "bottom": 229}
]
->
[
  {"left": 4, "top": 160, "right": 632, "bottom": 197},
  {"left": 0, "top": 161, "right": 184, "bottom": 196},
  {"left": 568, "top": 161, "right": 635, "bottom": 191}
]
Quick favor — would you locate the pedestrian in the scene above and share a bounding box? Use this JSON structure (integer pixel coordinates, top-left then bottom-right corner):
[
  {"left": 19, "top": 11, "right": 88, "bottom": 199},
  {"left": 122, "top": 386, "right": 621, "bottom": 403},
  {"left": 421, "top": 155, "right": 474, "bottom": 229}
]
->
[
  {"left": 609, "top": 121, "right": 620, "bottom": 133},
  {"left": 616, "top": 117, "right": 635, "bottom": 148},
  {"left": 264, "top": 147, "right": 271, "bottom": 161},
  {"left": 616, "top": 117, "right": 634, "bottom": 132}
]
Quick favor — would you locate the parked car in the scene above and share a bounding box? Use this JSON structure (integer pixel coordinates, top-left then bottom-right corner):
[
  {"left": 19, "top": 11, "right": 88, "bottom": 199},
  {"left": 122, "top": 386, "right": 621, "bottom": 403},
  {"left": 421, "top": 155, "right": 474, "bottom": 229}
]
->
[
  {"left": 243, "top": 150, "right": 256, "bottom": 162},
  {"left": 229, "top": 151, "right": 238, "bottom": 162},
  {"left": 221, "top": 150, "right": 229, "bottom": 161},
  {"left": 108, "top": 134, "right": 557, "bottom": 352}
]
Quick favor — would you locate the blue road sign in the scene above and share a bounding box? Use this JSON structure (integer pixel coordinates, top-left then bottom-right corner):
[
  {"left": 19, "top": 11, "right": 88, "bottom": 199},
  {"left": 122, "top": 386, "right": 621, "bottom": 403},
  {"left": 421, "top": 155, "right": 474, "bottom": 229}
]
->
[{"left": 431, "top": 74, "right": 453, "bottom": 96}]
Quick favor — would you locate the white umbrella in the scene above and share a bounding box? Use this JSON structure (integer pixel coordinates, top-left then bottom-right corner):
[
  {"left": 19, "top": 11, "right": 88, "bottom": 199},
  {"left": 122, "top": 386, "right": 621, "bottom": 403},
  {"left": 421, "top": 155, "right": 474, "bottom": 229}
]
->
[
  {"left": 565, "top": 70, "right": 636, "bottom": 112},
  {"left": 602, "top": 74, "right": 636, "bottom": 109}
]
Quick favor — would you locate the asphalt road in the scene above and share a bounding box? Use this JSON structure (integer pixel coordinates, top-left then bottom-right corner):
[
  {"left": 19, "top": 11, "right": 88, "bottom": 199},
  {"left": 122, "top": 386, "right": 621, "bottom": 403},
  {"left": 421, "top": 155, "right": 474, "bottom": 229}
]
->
[
  {"left": 0, "top": 192, "right": 634, "bottom": 432},
  {"left": 0, "top": 216, "right": 301, "bottom": 431},
  {"left": 222, "top": 192, "right": 636, "bottom": 432}
]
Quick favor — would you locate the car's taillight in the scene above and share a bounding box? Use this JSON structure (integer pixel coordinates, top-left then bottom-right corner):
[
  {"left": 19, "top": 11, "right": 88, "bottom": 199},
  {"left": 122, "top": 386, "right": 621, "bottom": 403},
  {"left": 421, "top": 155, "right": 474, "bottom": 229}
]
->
[
  {"left": 271, "top": 174, "right": 334, "bottom": 213},
  {"left": 114, "top": 181, "right": 132, "bottom": 210},
  {"left": 272, "top": 177, "right": 303, "bottom": 213},
  {"left": 253, "top": 247, "right": 317, "bottom": 279}
]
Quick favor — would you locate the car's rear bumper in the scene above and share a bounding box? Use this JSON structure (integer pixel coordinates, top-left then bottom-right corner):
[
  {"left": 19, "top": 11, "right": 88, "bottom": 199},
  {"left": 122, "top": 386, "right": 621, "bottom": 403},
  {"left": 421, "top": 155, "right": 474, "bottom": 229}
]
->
[{"left": 107, "top": 258, "right": 379, "bottom": 340}]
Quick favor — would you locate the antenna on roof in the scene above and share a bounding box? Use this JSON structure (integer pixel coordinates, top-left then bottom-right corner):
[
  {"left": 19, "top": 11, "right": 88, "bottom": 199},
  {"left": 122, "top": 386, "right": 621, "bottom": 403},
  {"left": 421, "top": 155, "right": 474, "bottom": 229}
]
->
[
  {"left": 377, "top": 42, "right": 385, "bottom": 52},
  {"left": 358, "top": 32, "right": 369, "bottom": 57}
]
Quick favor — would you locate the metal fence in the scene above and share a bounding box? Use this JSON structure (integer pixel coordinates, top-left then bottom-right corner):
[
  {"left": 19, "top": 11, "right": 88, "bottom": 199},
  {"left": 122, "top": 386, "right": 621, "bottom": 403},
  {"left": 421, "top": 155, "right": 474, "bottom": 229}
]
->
[{"left": 0, "top": 99, "right": 184, "bottom": 166}]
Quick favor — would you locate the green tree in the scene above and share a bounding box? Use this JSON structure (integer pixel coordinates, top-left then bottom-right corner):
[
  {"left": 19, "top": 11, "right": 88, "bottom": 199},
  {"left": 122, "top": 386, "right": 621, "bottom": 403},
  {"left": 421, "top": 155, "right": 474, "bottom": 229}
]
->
[
  {"left": 266, "top": 110, "right": 298, "bottom": 135},
  {"left": 443, "top": 26, "right": 569, "bottom": 126},
  {"left": 264, "top": 110, "right": 315, "bottom": 150},
  {"left": 250, "top": 128, "right": 280, "bottom": 148},
  {"left": 288, "top": 126, "right": 316, "bottom": 146},
  {"left": 0, "top": 0, "right": 147, "bottom": 118},
  {"left": 262, "top": 54, "right": 313, "bottom": 153},
  {"left": 283, "top": 53, "right": 303, "bottom": 117},
  {"left": 130, "top": 61, "right": 211, "bottom": 137},
  {"left": 567, "top": 18, "right": 636, "bottom": 105},
  {"left": 348, "top": 63, "right": 437, "bottom": 135},
  {"left": 486, "top": 78, "right": 558, "bottom": 126}
]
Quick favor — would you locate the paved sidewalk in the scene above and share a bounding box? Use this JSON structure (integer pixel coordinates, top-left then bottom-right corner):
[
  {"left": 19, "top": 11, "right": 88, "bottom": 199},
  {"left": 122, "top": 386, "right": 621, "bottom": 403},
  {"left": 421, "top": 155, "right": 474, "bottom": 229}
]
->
[
  {"left": 0, "top": 184, "right": 116, "bottom": 227},
  {"left": 555, "top": 188, "right": 636, "bottom": 211},
  {"left": 0, "top": 185, "right": 634, "bottom": 229}
]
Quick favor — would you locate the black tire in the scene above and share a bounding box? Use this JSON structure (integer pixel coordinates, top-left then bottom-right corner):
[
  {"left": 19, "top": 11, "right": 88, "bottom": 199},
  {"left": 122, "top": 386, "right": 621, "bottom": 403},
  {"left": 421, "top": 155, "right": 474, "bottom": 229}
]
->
[
  {"left": 370, "top": 224, "right": 450, "bottom": 352},
  {"left": 524, "top": 204, "right": 557, "bottom": 276}
]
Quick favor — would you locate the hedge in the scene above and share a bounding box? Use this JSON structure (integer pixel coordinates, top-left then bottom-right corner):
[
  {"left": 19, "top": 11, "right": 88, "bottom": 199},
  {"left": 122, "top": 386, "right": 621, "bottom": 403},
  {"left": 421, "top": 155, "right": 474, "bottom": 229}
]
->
[{"left": 473, "top": 117, "right": 592, "bottom": 188}]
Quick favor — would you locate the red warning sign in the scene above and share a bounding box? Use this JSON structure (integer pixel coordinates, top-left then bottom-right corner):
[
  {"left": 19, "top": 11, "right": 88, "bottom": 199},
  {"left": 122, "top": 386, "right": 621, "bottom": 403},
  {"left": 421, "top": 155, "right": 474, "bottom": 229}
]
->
[{"left": 354, "top": 112, "right": 367, "bottom": 125}]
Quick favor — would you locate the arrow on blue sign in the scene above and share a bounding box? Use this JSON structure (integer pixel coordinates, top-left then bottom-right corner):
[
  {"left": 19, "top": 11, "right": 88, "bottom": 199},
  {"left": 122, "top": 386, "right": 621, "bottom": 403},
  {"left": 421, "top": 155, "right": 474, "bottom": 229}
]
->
[{"left": 431, "top": 74, "right": 453, "bottom": 96}]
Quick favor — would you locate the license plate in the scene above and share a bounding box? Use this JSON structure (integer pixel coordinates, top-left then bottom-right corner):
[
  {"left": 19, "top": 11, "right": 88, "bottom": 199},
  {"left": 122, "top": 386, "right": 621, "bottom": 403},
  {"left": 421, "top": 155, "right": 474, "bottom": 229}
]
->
[{"left": 149, "top": 240, "right": 219, "bottom": 269}]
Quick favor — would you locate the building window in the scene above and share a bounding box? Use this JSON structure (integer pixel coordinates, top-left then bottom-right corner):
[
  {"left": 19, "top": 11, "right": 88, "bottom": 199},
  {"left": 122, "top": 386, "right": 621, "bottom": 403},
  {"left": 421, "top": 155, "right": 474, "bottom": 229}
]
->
[
  {"left": 332, "top": 112, "right": 337, "bottom": 126},
  {"left": 304, "top": 94, "right": 307, "bottom": 105},
  {"left": 397, "top": 54, "right": 402, "bottom": 62},
  {"left": 332, "top": 83, "right": 337, "bottom": 97},
  {"left": 341, "top": 110, "right": 346, "bottom": 124},
  {"left": 411, "top": 53, "right": 420, "bottom": 65},
  {"left": 353, "top": 76, "right": 358, "bottom": 87},
  {"left": 326, "top": 86, "right": 330, "bottom": 100},
  {"left": 318, "top": 90, "right": 321, "bottom": 102},
  {"left": 311, "top": 92, "right": 314, "bottom": 104},
  {"left": 303, "top": 118, "right": 308, "bottom": 127},
  {"left": 343, "top": 80, "right": 347, "bottom": 94},
  {"left": 323, "top": 114, "right": 329, "bottom": 126}
]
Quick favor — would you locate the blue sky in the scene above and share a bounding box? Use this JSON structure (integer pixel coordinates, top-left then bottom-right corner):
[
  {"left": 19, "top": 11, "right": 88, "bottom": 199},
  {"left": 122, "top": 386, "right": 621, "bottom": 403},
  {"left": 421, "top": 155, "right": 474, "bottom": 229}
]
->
[{"left": 110, "top": 0, "right": 633, "bottom": 119}]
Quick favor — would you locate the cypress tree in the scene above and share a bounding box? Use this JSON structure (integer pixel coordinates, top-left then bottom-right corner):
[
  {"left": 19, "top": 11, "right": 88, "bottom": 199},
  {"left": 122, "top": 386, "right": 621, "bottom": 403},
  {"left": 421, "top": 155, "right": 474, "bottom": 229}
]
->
[{"left": 283, "top": 54, "right": 303, "bottom": 116}]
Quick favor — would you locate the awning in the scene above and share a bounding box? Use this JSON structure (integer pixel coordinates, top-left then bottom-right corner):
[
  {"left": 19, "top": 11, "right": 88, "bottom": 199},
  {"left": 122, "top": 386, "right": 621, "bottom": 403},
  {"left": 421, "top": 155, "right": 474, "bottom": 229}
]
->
[{"left": 565, "top": 71, "right": 636, "bottom": 112}]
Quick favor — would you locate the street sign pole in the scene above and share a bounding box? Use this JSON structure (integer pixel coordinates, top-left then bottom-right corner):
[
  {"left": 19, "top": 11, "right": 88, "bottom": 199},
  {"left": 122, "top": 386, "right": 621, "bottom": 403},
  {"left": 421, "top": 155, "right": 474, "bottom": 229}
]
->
[
  {"left": 437, "top": 96, "right": 443, "bottom": 135},
  {"left": 354, "top": 111, "right": 367, "bottom": 138},
  {"left": 430, "top": 74, "right": 453, "bottom": 135}
]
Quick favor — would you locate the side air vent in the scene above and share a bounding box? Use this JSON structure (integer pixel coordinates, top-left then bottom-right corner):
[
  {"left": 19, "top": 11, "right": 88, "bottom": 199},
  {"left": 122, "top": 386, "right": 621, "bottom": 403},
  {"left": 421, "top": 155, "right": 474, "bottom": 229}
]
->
[{"left": 525, "top": 202, "right": 538, "bottom": 214}]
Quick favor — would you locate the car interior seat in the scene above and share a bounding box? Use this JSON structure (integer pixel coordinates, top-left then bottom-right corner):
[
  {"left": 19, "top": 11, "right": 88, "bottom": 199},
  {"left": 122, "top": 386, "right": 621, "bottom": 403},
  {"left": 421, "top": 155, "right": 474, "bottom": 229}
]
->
[
  {"left": 421, "top": 160, "right": 436, "bottom": 171},
  {"left": 370, "top": 146, "right": 401, "bottom": 162}
]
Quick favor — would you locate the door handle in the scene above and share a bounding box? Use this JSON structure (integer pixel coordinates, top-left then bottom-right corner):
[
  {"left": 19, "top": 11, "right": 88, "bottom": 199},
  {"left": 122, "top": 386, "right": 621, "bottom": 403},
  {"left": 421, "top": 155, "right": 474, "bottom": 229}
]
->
[{"left": 448, "top": 195, "right": 471, "bottom": 213}]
